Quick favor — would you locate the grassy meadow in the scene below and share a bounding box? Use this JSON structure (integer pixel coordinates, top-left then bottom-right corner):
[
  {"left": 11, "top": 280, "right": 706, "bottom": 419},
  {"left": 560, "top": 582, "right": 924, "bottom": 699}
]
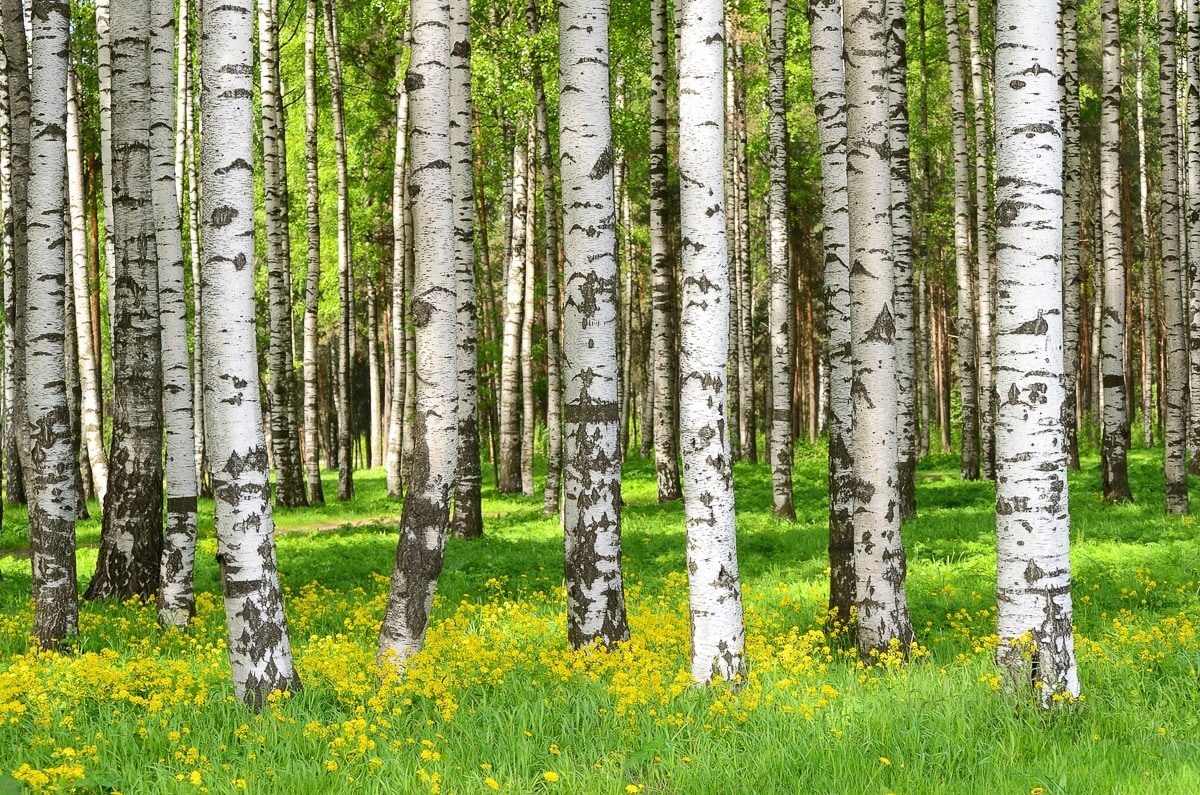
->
[{"left": 1, "top": 444, "right": 1198, "bottom": 793}]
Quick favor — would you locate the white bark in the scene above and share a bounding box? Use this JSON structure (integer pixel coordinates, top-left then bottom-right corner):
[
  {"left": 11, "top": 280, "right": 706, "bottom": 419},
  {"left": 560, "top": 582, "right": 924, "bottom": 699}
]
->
[
  {"left": 378, "top": 0, "right": 457, "bottom": 671},
  {"left": 498, "top": 135, "right": 528, "bottom": 494},
  {"left": 993, "top": 0, "right": 1079, "bottom": 702},
  {"left": 521, "top": 123, "right": 536, "bottom": 497},
  {"left": 966, "top": 0, "right": 993, "bottom": 479},
  {"left": 25, "top": 0, "right": 77, "bottom": 647},
  {"left": 200, "top": 0, "right": 300, "bottom": 706},
  {"left": 1059, "top": 0, "right": 1082, "bottom": 468},
  {"left": 303, "top": 0, "right": 326, "bottom": 504},
  {"left": 678, "top": 0, "right": 745, "bottom": 685},
  {"left": 386, "top": 52, "right": 409, "bottom": 499},
  {"left": 1186, "top": 0, "right": 1200, "bottom": 472}
]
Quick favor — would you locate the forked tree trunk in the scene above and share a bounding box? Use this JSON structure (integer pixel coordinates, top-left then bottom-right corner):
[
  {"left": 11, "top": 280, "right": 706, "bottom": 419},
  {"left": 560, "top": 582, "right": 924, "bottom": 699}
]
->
[
  {"left": 450, "top": 0, "right": 483, "bottom": 539},
  {"left": 767, "top": 0, "right": 794, "bottom": 520},
  {"left": 558, "top": 0, "right": 630, "bottom": 650},
  {"left": 25, "top": 0, "right": 78, "bottom": 648},
  {"left": 150, "top": 0, "right": 200, "bottom": 624},
  {"left": 200, "top": 0, "right": 301, "bottom": 706},
  {"left": 678, "top": 0, "right": 745, "bottom": 685},
  {"left": 1099, "top": 0, "right": 1131, "bottom": 502},
  {"left": 87, "top": 0, "right": 166, "bottom": 603},
  {"left": 302, "top": 0, "right": 326, "bottom": 504},
  {"left": 810, "top": 0, "right": 854, "bottom": 630},
  {"left": 845, "top": 0, "right": 915, "bottom": 660},
  {"left": 992, "top": 0, "right": 1079, "bottom": 703},
  {"left": 378, "top": 0, "right": 457, "bottom": 671}
]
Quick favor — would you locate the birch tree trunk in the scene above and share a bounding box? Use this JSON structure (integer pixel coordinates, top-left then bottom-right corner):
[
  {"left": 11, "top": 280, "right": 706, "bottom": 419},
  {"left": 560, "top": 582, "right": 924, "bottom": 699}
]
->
[
  {"left": 678, "top": 0, "right": 745, "bottom": 684},
  {"left": 386, "top": 53, "right": 409, "bottom": 499},
  {"left": 1135, "top": 3, "right": 1153, "bottom": 450},
  {"left": 366, "top": 278, "right": 380, "bottom": 468},
  {"left": 811, "top": 0, "right": 854, "bottom": 630},
  {"left": 732, "top": 32, "right": 755, "bottom": 465},
  {"left": 86, "top": 0, "right": 166, "bottom": 603},
  {"left": 498, "top": 136, "right": 528, "bottom": 494},
  {"left": 649, "top": 0, "right": 681, "bottom": 503},
  {"left": 558, "top": 0, "right": 630, "bottom": 649},
  {"left": 521, "top": 123, "right": 537, "bottom": 497},
  {"left": 966, "top": 0, "right": 993, "bottom": 480},
  {"left": 150, "top": 0, "right": 200, "bottom": 624},
  {"left": 66, "top": 66, "right": 109, "bottom": 508},
  {"left": 302, "top": 0, "right": 325, "bottom": 504},
  {"left": 767, "top": 0, "right": 794, "bottom": 520},
  {"left": 260, "top": 0, "right": 306, "bottom": 506},
  {"left": 889, "top": 0, "right": 917, "bottom": 518},
  {"left": 846, "top": 0, "right": 915, "bottom": 660},
  {"left": 200, "top": 0, "right": 301, "bottom": 706},
  {"left": 450, "top": 0, "right": 483, "bottom": 539},
  {"left": 993, "top": 0, "right": 1079, "bottom": 702},
  {"left": 377, "top": 0, "right": 457, "bottom": 671},
  {"left": 323, "top": 0, "right": 354, "bottom": 501},
  {"left": 25, "top": 0, "right": 77, "bottom": 648},
  {"left": 1186, "top": 0, "right": 1200, "bottom": 474},
  {"left": 1099, "top": 0, "right": 1131, "bottom": 502},
  {"left": 1160, "top": 0, "right": 1189, "bottom": 513},
  {"left": 1059, "top": 0, "right": 1082, "bottom": 469},
  {"left": 941, "top": 0, "right": 980, "bottom": 481},
  {"left": 183, "top": 31, "right": 209, "bottom": 498}
]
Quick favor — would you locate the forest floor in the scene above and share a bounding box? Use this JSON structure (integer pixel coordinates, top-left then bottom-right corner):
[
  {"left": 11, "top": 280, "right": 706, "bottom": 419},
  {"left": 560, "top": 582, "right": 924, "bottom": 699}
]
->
[{"left": 1, "top": 444, "right": 1198, "bottom": 793}]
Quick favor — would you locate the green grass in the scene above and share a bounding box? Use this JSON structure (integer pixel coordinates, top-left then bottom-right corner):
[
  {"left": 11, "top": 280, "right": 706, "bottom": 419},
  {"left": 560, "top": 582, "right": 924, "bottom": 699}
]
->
[{"left": 1, "top": 445, "right": 1198, "bottom": 794}]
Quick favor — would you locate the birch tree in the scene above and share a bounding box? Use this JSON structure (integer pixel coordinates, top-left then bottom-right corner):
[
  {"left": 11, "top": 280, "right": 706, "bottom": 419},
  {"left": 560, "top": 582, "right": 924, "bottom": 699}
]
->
[
  {"left": 201, "top": 0, "right": 302, "bottom": 706},
  {"left": 378, "top": 0, "right": 458, "bottom": 670},
  {"left": 649, "top": 0, "right": 681, "bottom": 503},
  {"left": 1059, "top": 0, "right": 1082, "bottom": 468},
  {"left": 386, "top": 53, "right": 409, "bottom": 499},
  {"left": 303, "top": 0, "right": 326, "bottom": 504},
  {"left": 150, "top": 0, "right": 200, "bottom": 623},
  {"left": 450, "top": 0, "right": 483, "bottom": 540},
  {"left": 966, "top": 0, "right": 993, "bottom": 480},
  {"left": 26, "top": 0, "right": 77, "bottom": 648},
  {"left": 86, "top": 0, "right": 166, "bottom": 603},
  {"left": 497, "top": 137, "right": 528, "bottom": 494},
  {"left": 1099, "top": 0, "right": 1131, "bottom": 502},
  {"left": 678, "top": 0, "right": 745, "bottom": 684},
  {"left": 558, "top": 0, "right": 630, "bottom": 649},
  {"left": 845, "top": 0, "right": 915, "bottom": 659},
  {"left": 810, "top": 0, "right": 854, "bottom": 628},
  {"left": 993, "top": 0, "right": 1079, "bottom": 702},
  {"left": 1186, "top": 0, "right": 1200, "bottom": 473}
]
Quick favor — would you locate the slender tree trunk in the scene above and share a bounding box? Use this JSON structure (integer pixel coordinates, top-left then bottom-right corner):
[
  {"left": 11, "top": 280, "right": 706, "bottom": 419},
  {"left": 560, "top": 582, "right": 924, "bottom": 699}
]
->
[
  {"left": 649, "top": 0, "right": 681, "bottom": 503},
  {"left": 614, "top": 85, "right": 630, "bottom": 457},
  {"left": 323, "top": 0, "right": 354, "bottom": 501},
  {"left": 25, "top": 0, "right": 77, "bottom": 648},
  {"left": 150, "top": 0, "right": 200, "bottom": 623},
  {"left": 890, "top": 0, "right": 917, "bottom": 518},
  {"left": 185, "top": 30, "right": 209, "bottom": 497},
  {"left": 1160, "top": 0, "right": 1189, "bottom": 513},
  {"left": 1059, "top": 0, "right": 1082, "bottom": 469},
  {"left": 365, "top": 279, "right": 380, "bottom": 468},
  {"left": 450, "top": 0, "right": 483, "bottom": 539},
  {"left": 966, "top": 0, "right": 993, "bottom": 480},
  {"left": 733, "top": 32, "right": 755, "bottom": 465},
  {"left": 521, "top": 123, "right": 537, "bottom": 497},
  {"left": 377, "top": 0, "right": 457, "bottom": 671},
  {"left": 811, "top": 0, "right": 854, "bottom": 631},
  {"left": 200, "top": 0, "right": 301, "bottom": 706},
  {"left": 386, "top": 52, "right": 409, "bottom": 499},
  {"left": 63, "top": 207, "right": 89, "bottom": 520},
  {"left": 723, "top": 47, "right": 741, "bottom": 463},
  {"left": 993, "top": 0, "right": 1079, "bottom": 702},
  {"left": 1186, "top": 0, "right": 1200, "bottom": 474},
  {"left": 1099, "top": 0, "right": 1131, "bottom": 501},
  {"left": 67, "top": 66, "right": 109, "bottom": 508},
  {"left": 678, "top": 0, "right": 746, "bottom": 684},
  {"left": 97, "top": 0, "right": 117, "bottom": 362},
  {"left": 498, "top": 135, "right": 528, "bottom": 494},
  {"left": 302, "top": 0, "right": 326, "bottom": 504},
  {"left": 1136, "top": 6, "right": 1154, "bottom": 449},
  {"left": 86, "top": 0, "right": 166, "bottom": 603},
  {"left": 941, "top": 0, "right": 980, "bottom": 480}
]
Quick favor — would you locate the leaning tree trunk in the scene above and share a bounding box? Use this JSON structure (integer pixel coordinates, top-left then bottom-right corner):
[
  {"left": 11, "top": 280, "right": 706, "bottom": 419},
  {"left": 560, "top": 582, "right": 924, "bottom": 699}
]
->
[
  {"left": 941, "top": 0, "right": 980, "bottom": 480},
  {"left": 302, "top": 0, "right": 325, "bottom": 504},
  {"left": 992, "top": 0, "right": 1079, "bottom": 703},
  {"left": 386, "top": 52, "right": 409, "bottom": 499},
  {"left": 1059, "top": 0, "right": 1082, "bottom": 469},
  {"left": 890, "top": 0, "right": 917, "bottom": 518},
  {"left": 25, "top": 0, "right": 78, "bottom": 649},
  {"left": 845, "top": 0, "right": 915, "bottom": 661},
  {"left": 1160, "top": 0, "right": 1189, "bottom": 513},
  {"left": 200, "top": 0, "right": 301, "bottom": 706},
  {"left": 150, "top": 0, "right": 200, "bottom": 624},
  {"left": 558, "top": 0, "right": 630, "bottom": 650},
  {"left": 450, "top": 0, "right": 483, "bottom": 540},
  {"left": 86, "top": 0, "right": 166, "bottom": 603},
  {"left": 810, "top": 0, "right": 854, "bottom": 631},
  {"left": 649, "top": 0, "right": 681, "bottom": 503},
  {"left": 66, "top": 66, "right": 109, "bottom": 508},
  {"left": 767, "top": 0, "right": 794, "bottom": 520},
  {"left": 678, "top": 0, "right": 746, "bottom": 685},
  {"left": 1099, "top": 0, "right": 1131, "bottom": 502},
  {"left": 497, "top": 136, "right": 528, "bottom": 494},
  {"left": 966, "top": 0, "right": 994, "bottom": 480},
  {"left": 260, "top": 0, "right": 306, "bottom": 506},
  {"left": 377, "top": 0, "right": 457, "bottom": 672},
  {"left": 323, "top": 0, "right": 354, "bottom": 501}
]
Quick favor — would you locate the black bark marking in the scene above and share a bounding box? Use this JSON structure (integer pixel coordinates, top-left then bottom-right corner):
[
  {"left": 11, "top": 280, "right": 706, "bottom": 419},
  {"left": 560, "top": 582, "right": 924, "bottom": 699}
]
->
[
  {"left": 211, "top": 206, "right": 239, "bottom": 227},
  {"left": 589, "top": 146, "right": 614, "bottom": 180}
]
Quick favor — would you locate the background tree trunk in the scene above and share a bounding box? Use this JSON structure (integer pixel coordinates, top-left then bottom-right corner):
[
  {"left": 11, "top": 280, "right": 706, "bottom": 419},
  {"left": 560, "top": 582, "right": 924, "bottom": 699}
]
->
[
  {"left": 1060, "top": 0, "right": 1082, "bottom": 469},
  {"left": 303, "top": 0, "right": 326, "bottom": 505},
  {"left": 498, "top": 136, "right": 528, "bottom": 494},
  {"left": 386, "top": 52, "right": 409, "bottom": 499},
  {"left": 966, "top": 0, "right": 993, "bottom": 480}
]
